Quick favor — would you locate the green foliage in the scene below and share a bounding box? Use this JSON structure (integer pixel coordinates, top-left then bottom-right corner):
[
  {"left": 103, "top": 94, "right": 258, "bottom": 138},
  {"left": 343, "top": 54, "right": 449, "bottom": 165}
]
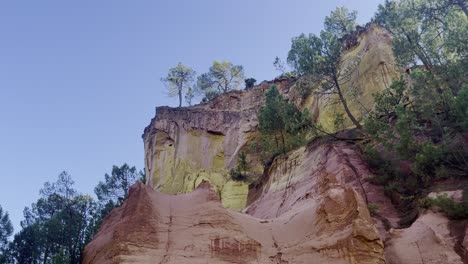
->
[
  {"left": 324, "top": 7, "right": 358, "bottom": 38},
  {"left": 229, "top": 168, "right": 246, "bottom": 182},
  {"left": 273, "top": 56, "right": 287, "bottom": 74},
  {"left": 229, "top": 152, "right": 249, "bottom": 182},
  {"left": 287, "top": 33, "right": 324, "bottom": 76},
  {"left": 200, "top": 90, "right": 220, "bottom": 103},
  {"left": 367, "top": 203, "right": 380, "bottom": 216},
  {"left": 9, "top": 172, "right": 96, "bottom": 264},
  {"left": 197, "top": 61, "right": 245, "bottom": 97},
  {"left": 364, "top": 1, "right": 468, "bottom": 224},
  {"left": 421, "top": 195, "right": 468, "bottom": 219},
  {"left": 373, "top": 78, "right": 407, "bottom": 116},
  {"left": 0, "top": 205, "right": 13, "bottom": 262},
  {"left": 185, "top": 86, "right": 195, "bottom": 106},
  {"left": 6, "top": 164, "right": 145, "bottom": 264},
  {"left": 454, "top": 84, "right": 468, "bottom": 129},
  {"left": 161, "top": 62, "right": 196, "bottom": 107},
  {"left": 374, "top": 0, "right": 468, "bottom": 92},
  {"left": 238, "top": 152, "right": 248, "bottom": 174},
  {"left": 411, "top": 142, "right": 444, "bottom": 181},
  {"left": 94, "top": 163, "right": 144, "bottom": 206},
  {"left": 363, "top": 145, "right": 398, "bottom": 186},
  {"left": 287, "top": 7, "right": 362, "bottom": 129},
  {"left": 333, "top": 112, "right": 346, "bottom": 131},
  {"left": 245, "top": 78, "right": 256, "bottom": 89},
  {"left": 92, "top": 164, "right": 144, "bottom": 236},
  {"left": 258, "top": 86, "right": 313, "bottom": 159}
]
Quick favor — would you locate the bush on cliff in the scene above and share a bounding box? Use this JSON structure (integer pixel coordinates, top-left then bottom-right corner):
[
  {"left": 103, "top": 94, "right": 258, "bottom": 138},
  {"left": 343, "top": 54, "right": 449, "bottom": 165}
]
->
[{"left": 258, "top": 85, "right": 313, "bottom": 163}]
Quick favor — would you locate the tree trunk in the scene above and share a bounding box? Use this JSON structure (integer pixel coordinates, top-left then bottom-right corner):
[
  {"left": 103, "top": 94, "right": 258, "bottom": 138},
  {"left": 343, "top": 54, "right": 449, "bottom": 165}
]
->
[
  {"left": 178, "top": 89, "right": 182, "bottom": 107},
  {"left": 43, "top": 247, "right": 49, "bottom": 264},
  {"left": 280, "top": 130, "right": 286, "bottom": 154},
  {"left": 334, "top": 76, "right": 363, "bottom": 130}
]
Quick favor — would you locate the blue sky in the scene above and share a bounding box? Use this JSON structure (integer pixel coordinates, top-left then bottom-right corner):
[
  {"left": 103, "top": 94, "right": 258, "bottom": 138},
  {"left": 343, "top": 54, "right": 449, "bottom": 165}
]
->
[{"left": 0, "top": 0, "right": 383, "bottom": 233}]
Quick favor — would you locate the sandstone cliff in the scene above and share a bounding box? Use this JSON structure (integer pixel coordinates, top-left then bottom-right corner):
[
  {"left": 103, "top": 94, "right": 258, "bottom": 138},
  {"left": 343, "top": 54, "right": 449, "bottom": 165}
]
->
[
  {"left": 84, "top": 142, "right": 387, "bottom": 263},
  {"left": 84, "top": 24, "right": 468, "bottom": 263},
  {"left": 142, "top": 24, "right": 400, "bottom": 210}
]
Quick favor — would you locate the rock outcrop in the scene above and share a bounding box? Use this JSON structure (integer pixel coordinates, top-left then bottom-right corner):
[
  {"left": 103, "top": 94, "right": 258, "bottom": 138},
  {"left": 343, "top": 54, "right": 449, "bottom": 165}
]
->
[
  {"left": 84, "top": 142, "right": 386, "bottom": 263},
  {"left": 142, "top": 23, "right": 400, "bottom": 211},
  {"left": 84, "top": 24, "right": 468, "bottom": 263},
  {"left": 384, "top": 212, "right": 465, "bottom": 264}
]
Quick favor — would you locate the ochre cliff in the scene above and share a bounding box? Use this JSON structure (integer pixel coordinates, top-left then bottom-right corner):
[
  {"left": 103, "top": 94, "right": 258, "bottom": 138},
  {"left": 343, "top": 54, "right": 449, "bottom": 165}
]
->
[
  {"left": 84, "top": 141, "right": 386, "bottom": 264},
  {"left": 142, "top": 78, "right": 294, "bottom": 210},
  {"left": 84, "top": 24, "right": 468, "bottom": 263},
  {"left": 142, "top": 23, "right": 400, "bottom": 210}
]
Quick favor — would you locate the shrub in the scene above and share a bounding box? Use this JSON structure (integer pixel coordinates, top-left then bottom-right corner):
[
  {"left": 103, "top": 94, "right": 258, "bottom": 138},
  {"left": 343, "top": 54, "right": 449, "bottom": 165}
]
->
[
  {"left": 367, "top": 203, "right": 379, "bottom": 216},
  {"left": 420, "top": 195, "right": 468, "bottom": 220},
  {"left": 229, "top": 168, "right": 246, "bottom": 181},
  {"left": 245, "top": 78, "right": 257, "bottom": 89},
  {"left": 229, "top": 152, "right": 249, "bottom": 182}
]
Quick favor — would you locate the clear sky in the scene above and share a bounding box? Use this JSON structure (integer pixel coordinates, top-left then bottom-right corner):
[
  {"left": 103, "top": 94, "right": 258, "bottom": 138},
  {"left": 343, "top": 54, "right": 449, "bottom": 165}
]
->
[{"left": 0, "top": 0, "right": 383, "bottom": 233}]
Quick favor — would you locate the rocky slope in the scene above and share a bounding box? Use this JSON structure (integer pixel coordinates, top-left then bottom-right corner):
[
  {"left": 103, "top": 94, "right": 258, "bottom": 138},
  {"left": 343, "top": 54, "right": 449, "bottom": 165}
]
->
[{"left": 84, "top": 24, "right": 468, "bottom": 263}]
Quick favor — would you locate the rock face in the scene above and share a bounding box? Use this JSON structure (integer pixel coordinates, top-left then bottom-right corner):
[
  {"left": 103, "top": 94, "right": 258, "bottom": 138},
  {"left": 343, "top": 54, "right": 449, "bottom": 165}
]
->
[
  {"left": 84, "top": 142, "right": 386, "bottom": 263},
  {"left": 385, "top": 212, "right": 465, "bottom": 264},
  {"left": 142, "top": 23, "right": 400, "bottom": 211},
  {"left": 142, "top": 78, "right": 294, "bottom": 210},
  {"left": 84, "top": 24, "right": 468, "bottom": 263}
]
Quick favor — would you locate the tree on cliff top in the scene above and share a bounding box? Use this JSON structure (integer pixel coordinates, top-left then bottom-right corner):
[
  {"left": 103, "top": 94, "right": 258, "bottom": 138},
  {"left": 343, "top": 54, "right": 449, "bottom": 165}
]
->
[
  {"left": 287, "top": 7, "right": 362, "bottom": 129},
  {"left": 197, "top": 60, "right": 245, "bottom": 101},
  {"left": 161, "top": 62, "right": 196, "bottom": 107},
  {"left": 324, "top": 7, "right": 358, "bottom": 38}
]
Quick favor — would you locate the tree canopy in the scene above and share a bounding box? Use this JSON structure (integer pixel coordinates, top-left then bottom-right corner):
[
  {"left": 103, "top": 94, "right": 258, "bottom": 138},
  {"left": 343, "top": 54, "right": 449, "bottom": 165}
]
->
[
  {"left": 287, "top": 7, "right": 362, "bottom": 129},
  {"left": 197, "top": 61, "right": 245, "bottom": 101},
  {"left": 0, "top": 205, "right": 13, "bottom": 263},
  {"left": 161, "top": 62, "right": 196, "bottom": 107},
  {"left": 258, "top": 86, "right": 312, "bottom": 156}
]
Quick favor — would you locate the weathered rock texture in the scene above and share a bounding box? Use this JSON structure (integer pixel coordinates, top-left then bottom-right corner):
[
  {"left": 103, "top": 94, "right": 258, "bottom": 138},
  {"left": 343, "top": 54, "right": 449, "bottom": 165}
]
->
[
  {"left": 385, "top": 212, "right": 465, "bottom": 264},
  {"left": 84, "top": 24, "right": 468, "bottom": 263},
  {"left": 84, "top": 142, "right": 386, "bottom": 263},
  {"left": 142, "top": 78, "right": 294, "bottom": 210},
  {"left": 142, "top": 23, "right": 400, "bottom": 211}
]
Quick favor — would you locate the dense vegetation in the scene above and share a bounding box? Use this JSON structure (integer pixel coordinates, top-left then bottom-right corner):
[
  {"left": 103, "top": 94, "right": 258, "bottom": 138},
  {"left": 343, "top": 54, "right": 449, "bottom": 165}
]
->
[
  {"left": 363, "top": 0, "right": 468, "bottom": 224},
  {"left": 0, "top": 164, "right": 144, "bottom": 263},
  {"left": 258, "top": 0, "right": 467, "bottom": 223}
]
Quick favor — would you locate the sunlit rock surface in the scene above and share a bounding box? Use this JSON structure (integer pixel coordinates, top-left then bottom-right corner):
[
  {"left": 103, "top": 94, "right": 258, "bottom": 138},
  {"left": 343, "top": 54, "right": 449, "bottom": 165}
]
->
[
  {"left": 142, "top": 24, "right": 400, "bottom": 210},
  {"left": 84, "top": 24, "right": 468, "bottom": 263}
]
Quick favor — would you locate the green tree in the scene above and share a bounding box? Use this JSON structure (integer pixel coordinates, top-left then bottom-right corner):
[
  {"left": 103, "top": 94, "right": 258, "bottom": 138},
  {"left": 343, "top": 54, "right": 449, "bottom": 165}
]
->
[
  {"left": 287, "top": 7, "right": 362, "bottom": 129},
  {"left": 10, "top": 172, "right": 96, "bottom": 264},
  {"left": 9, "top": 223, "right": 42, "bottom": 264},
  {"left": 94, "top": 163, "right": 144, "bottom": 206},
  {"left": 161, "top": 62, "right": 196, "bottom": 107},
  {"left": 185, "top": 86, "right": 195, "bottom": 106},
  {"left": 259, "top": 86, "right": 312, "bottom": 156},
  {"left": 0, "top": 205, "right": 13, "bottom": 263},
  {"left": 91, "top": 164, "right": 144, "bottom": 237},
  {"left": 324, "top": 6, "right": 358, "bottom": 38},
  {"left": 375, "top": 0, "right": 467, "bottom": 90},
  {"left": 197, "top": 61, "right": 245, "bottom": 100}
]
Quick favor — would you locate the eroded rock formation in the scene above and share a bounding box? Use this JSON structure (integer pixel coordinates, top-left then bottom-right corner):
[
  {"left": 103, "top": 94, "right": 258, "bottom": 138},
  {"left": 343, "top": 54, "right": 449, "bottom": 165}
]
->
[
  {"left": 84, "top": 24, "right": 468, "bottom": 263},
  {"left": 142, "top": 23, "right": 400, "bottom": 211},
  {"left": 84, "top": 142, "right": 386, "bottom": 263}
]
